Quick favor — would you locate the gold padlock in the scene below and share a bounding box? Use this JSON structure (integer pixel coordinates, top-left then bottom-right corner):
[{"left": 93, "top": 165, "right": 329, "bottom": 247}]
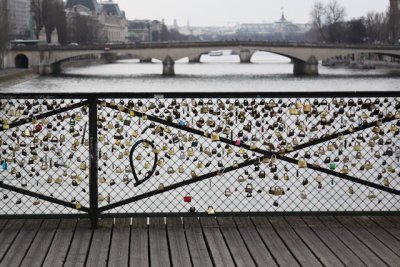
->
[
  {"left": 187, "top": 148, "right": 195, "bottom": 157},
  {"left": 211, "top": 132, "right": 220, "bottom": 142},
  {"left": 341, "top": 165, "right": 349, "bottom": 174},
  {"left": 288, "top": 103, "right": 300, "bottom": 115},
  {"left": 364, "top": 161, "right": 373, "bottom": 170},
  {"left": 298, "top": 158, "right": 307, "bottom": 168},
  {"left": 303, "top": 100, "right": 312, "bottom": 113},
  {"left": 353, "top": 142, "right": 362, "bottom": 152},
  {"left": 157, "top": 159, "right": 165, "bottom": 167},
  {"left": 383, "top": 178, "right": 389, "bottom": 187},
  {"left": 178, "top": 166, "right": 185, "bottom": 173}
]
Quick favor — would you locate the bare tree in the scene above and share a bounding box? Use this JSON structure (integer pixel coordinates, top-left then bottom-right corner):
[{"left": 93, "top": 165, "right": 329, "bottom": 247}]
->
[
  {"left": 309, "top": 0, "right": 346, "bottom": 43},
  {"left": 310, "top": 1, "right": 327, "bottom": 42},
  {"left": 31, "top": 0, "right": 43, "bottom": 40},
  {"left": 325, "top": 0, "right": 346, "bottom": 25},
  {"left": 365, "top": 11, "right": 389, "bottom": 44},
  {"left": 0, "top": 0, "right": 9, "bottom": 69}
]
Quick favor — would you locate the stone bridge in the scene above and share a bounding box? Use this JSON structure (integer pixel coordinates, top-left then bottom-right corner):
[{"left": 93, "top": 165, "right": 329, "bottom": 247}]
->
[{"left": 4, "top": 41, "right": 400, "bottom": 76}]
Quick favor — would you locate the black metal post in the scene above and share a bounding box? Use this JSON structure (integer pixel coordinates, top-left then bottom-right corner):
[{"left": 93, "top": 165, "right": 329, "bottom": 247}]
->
[{"left": 88, "top": 97, "right": 99, "bottom": 229}]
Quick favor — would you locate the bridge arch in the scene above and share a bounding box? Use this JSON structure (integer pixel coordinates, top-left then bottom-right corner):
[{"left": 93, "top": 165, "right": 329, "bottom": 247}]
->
[{"left": 15, "top": 54, "right": 29, "bottom": 68}]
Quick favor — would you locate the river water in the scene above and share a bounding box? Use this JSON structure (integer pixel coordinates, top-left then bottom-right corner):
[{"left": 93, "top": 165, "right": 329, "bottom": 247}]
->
[{"left": 1, "top": 51, "right": 400, "bottom": 93}]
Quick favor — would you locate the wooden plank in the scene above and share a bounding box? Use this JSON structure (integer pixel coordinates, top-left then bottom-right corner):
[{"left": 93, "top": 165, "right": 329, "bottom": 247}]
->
[
  {"left": 268, "top": 217, "right": 321, "bottom": 267},
  {"left": 42, "top": 219, "right": 77, "bottom": 267},
  {"left": 0, "top": 219, "right": 42, "bottom": 267},
  {"left": 319, "top": 217, "right": 386, "bottom": 267},
  {"left": 108, "top": 218, "right": 130, "bottom": 267},
  {"left": 251, "top": 217, "right": 300, "bottom": 267},
  {"left": 351, "top": 217, "right": 400, "bottom": 256},
  {"left": 166, "top": 217, "right": 191, "bottom": 267},
  {"left": 20, "top": 219, "right": 60, "bottom": 267},
  {"left": 0, "top": 220, "right": 7, "bottom": 232},
  {"left": 217, "top": 217, "right": 256, "bottom": 267},
  {"left": 0, "top": 219, "right": 25, "bottom": 262},
  {"left": 86, "top": 219, "right": 114, "bottom": 267},
  {"left": 368, "top": 216, "right": 400, "bottom": 241},
  {"left": 285, "top": 217, "right": 344, "bottom": 267},
  {"left": 385, "top": 216, "right": 400, "bottom": 226},
  {"left": 302, "top": 217, "right": 367, "bottom": 267},
  {"left": 149, "top": 217, "right": 170, "bottom": 267},
  {"left": 200, "top": 217, "right": 235, "bottom": 267},
  {"left": 64, "top": 219, "right": 93, "bottom": 267},
  {"left": 337, "top": 216, "right": 400, "bottom": 266},
  {"left": 130, "top": 218, "right": 149, "bottom": 267},
  {"left": 233, "top": 217, "right": 277, "bottom": 266},
  {"left": 183, "top": 217, "right": 213, "bottom": 267}
]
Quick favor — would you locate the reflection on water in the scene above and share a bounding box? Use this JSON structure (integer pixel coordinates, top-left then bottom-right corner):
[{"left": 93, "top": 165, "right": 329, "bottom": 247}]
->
[{"left": 1, "top": 52, "right": 400, "bottom": 93}]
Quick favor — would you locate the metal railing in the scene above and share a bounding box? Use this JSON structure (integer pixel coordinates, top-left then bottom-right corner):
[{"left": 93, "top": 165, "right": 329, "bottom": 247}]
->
[{"left": 1, "top": 91, "right": 399, "bottom": 223}]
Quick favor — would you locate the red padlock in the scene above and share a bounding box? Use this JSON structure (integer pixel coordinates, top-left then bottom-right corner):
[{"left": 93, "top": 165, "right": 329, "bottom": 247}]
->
[
  {"left": 184, "top": 195, "right": 192, "bottom": 203},
  {"left": 35, "top": 124, "right": 43, "bottom": 132},
  {"left": 235, "top": 139, "right": 241, "bottom": 146}
]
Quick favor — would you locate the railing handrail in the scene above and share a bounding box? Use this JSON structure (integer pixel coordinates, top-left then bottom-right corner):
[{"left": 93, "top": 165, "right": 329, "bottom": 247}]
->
[{"left": 0, "top": 91, "right": 400, "bottom": 99}]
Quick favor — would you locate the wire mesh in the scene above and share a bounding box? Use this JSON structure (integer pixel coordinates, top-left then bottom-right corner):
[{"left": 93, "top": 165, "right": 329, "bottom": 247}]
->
[
  {"left": 97, "top": 96, "right": 400, "bottom": 215},
  {"left": 0, "top": 94, "right": 399, "bottom": 217},
  {"left": 0, "top": 98, "right": 90, "bottom": 215}
]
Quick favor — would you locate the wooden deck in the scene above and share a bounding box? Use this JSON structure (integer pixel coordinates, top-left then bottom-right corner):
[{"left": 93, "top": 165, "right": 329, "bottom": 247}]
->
[{"left": 0, "top": 216, "right": 399, "bottom": 267}]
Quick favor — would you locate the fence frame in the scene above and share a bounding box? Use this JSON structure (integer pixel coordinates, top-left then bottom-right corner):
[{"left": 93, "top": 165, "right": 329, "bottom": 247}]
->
[{"left": 1, "top": 91, "right": 400, "bottom": 225}]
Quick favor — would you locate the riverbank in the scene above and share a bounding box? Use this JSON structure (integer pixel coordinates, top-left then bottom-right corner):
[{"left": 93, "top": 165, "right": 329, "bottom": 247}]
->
[{"left": 0, "top": 68, "right": 38, "bottom": 88}]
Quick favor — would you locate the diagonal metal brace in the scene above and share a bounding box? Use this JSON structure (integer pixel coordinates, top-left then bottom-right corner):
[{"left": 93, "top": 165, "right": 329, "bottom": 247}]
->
[{"left": 0, "top": 181, "right": 90, "bottom": 212}]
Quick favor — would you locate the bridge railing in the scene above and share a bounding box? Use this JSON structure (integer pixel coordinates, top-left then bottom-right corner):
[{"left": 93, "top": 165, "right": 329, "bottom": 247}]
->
[{"left": 1, "top": 92, "right": 399, "bottom": 220}]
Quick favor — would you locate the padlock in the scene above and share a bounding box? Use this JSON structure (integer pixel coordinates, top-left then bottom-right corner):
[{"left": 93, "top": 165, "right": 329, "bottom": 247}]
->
[
  {"left": 288, "top": 103, "right": 300, "bottom": 115},
  {"left": 303, "top": 100, "right": 312, "bottom": 113},
  {"left": 207, "top": 206, "right": 215, "bottom": 215},
  {"left": 327, "top": 142, "right": 336, "bottom": 151},
  {"left": 157, "top": 183, "right": 165, "bottom": 191},
  {"left": 268, "top": 186, "right": 285, "bottom": 196},
  {"left": 178, "top": 166, "right": 185, "bottom": 173},
  {"left": 298, "top": 158, "right": 307, "bottom": 168},
  {"left": 224, "top": 188, "right": 232, "bottom": 197},
  {"left": 341, "top": 165, "right": 349, "bottom": 174},
  {"left": 245, "top": 183, "right": 253, "bottom": 193},
  {"left": 211, "top": 132, "right": 220, "bottom": 142},
  {"left": 353, "top": 142, "right": 362, "bottom": 152},
  {"left": 364, "top": 161, "right": 373, "bottom": 170},
  {"left": 157, "top": 159, "right": 165, "bottom": 167},
  {"left": 79, "top": 162, "right": 87, "bottom": 171},
  {"left": 184, "top": 194, "right": 192, "bottom": 203},
  {"left": 283, "top": 173, "right": 289, "bottom": 181},
  {"left": 300, "top": 191, "right": 308, "bottom": 200}
]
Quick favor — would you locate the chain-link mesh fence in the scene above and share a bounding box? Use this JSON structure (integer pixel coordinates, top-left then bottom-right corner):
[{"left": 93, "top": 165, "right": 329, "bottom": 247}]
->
[{"left": 1, "top": 93, "right": 399, "bottom": 217}]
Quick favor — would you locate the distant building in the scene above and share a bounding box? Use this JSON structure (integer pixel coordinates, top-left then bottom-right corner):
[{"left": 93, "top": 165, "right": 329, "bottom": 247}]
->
[
  {"left": 127, "top": 20, "right": 162, "bottom": 42},
  {"left": 65, "top": 0, "right": 127, "bottom": 43},
  {"left": 7, "top": 0, "right": 30, "bottom": 39},
  {"left": 171, "top": 13, "right": 311, "bottom": 41},
  {"left": 237, "top": 13, "right": 311, "bottom": 41}
]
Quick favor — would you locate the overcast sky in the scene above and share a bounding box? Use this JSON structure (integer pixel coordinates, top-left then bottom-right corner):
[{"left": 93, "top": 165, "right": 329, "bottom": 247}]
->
[{"left": 115, "top": 0, "right": 389, "bottom": 26}]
